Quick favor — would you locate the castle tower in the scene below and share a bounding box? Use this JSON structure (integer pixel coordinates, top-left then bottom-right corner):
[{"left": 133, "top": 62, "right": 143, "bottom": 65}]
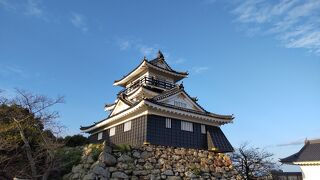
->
[{"left": 81, "top": 51, "right": 234, "bottom": 152}]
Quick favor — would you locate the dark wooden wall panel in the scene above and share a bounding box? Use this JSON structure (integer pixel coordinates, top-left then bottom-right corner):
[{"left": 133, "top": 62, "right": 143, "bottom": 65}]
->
[
  {"left": 88, "top": 115, "right": 147, "bottom": 146},
  {"left": 88, "top": 114, "right": 233, "bottom": 152},
  {"left": 146, "top": 115, "right": 207, "bottom": 149}
]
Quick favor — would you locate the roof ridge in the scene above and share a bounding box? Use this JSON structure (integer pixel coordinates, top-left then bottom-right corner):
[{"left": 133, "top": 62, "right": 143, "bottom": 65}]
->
[
  {"left": 308, "top": 139, "right": 320, "bottom": 144},
  {"left": 152, "top": 85, "right": 182, "bottom": 101},
  {"left": 148, "top": 60, "right": 188, "bottom": 75},
  {"left": 144, "top": 99, "right": 233, "bottom": 120},
  {"left": 118, "top": 94, "right": 133, "bottom": 106},
  {"left": 151, "top": 84, "right": 209, "bottom": 112},
  {"left": 105, "top": 102, "right": 115, "bottom": 108}
]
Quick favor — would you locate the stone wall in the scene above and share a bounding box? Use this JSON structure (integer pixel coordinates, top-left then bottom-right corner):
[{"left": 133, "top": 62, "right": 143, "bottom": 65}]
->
[{"left": 64, "top": 143, "right": 240, "bottom": 180}]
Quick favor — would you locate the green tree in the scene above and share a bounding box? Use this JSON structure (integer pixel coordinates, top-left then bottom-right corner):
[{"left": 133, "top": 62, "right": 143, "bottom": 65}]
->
[{"left": 64, "top": 134, "right": 89, "bottom": 147}]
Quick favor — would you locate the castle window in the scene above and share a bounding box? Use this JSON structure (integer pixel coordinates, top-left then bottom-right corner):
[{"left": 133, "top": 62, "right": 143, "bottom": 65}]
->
[
  {"left": 124, "top": 121, "right": 132, "bottom": 132},
  {"left": 166, "top": 118, "right": 171, "bottom": 128},
  {"left": 181, "top": 121, "right": 193, "bottom": 132},
  {"left": 201, "top": 125, "right": 206, "bottom": 134},
  {"left": 109, "top": 127, "right": 116, "bottom": 136},
  {"left": 174, "top": 101, "right": 187, "bottom": 108},
  {"left": 97, "top": 132, "right": 103, "bottom": 140}
]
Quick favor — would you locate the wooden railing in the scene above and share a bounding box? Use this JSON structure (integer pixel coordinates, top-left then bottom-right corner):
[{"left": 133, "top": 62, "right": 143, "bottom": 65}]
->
[{"left": 120, "top": 77, "right": 176, "bottom": 94}]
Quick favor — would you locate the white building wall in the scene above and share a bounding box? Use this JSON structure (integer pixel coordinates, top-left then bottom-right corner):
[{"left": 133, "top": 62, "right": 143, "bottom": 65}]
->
[{"left": 300, "top": 165, "right": 320, "bottom": 180}]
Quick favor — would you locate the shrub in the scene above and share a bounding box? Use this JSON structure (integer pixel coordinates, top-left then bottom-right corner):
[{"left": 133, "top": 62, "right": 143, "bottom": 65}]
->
[
  {"left": 115, "top": 144, "right": 131, "bottom": 153},
  {"left": 191, "top": 167, "right": 202, "bottom": 176},
  {"left": 55, "top": 147, "right": 82, "bottom": 176},
  {"left": 90, "top": 144, "right": 103, "bottom": 161}
]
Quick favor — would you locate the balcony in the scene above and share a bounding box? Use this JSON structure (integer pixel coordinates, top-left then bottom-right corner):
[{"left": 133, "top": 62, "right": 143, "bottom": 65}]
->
[{"left": 120, "top": 76, "right": 176, "bottom": 95}]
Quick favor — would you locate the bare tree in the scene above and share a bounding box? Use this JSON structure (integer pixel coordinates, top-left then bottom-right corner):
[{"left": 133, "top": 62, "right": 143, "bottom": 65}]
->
[
  {"left": 231, "top": 143, "right": 277, "bottom": 180},
  {"left": 0, "top": 89, "right": 65, "bottom": 180}
]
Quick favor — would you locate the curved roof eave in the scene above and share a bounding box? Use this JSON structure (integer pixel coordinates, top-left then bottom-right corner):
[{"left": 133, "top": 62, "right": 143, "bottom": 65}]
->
[
  {"left": 113, "top": 60, "right": 148, "bottom": 86},
  {"left": 144, "top": 99, "right": 233, "bottom": 122},
  {"left": 80, "top": 99, "right": 233, "bottom": 133},
  {"left": 81, "top": 100, "right": 146, "bottom": 132},
  {"left": 113, "top": 60, "right": 188, "bottom": 87}
]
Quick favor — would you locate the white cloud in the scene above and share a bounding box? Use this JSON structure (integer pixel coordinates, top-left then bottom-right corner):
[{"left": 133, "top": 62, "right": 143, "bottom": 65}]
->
[
  {"left": 0, "top": 0, "right": 17, "bottom": 11},
  {"left": 118, "top": 40, "right": 131, "bottom": 50},
  {"left": 116, "top": 38, "right": 158, "bottom": 56},
  {"left": 0, "top": 87, "right": 17, "bottom": 99},
  {"left": 172, "top": 58, "right": 185, "bottom": 64},
  {"left": 0, "top": 0, "right": 46, "bottom": 19},
  {"left": 70, "top": 12, "right": 88, "bottom": 32},
  {"left": 0, "top": 64, "right": 27, "bottom": 78},
  {"left": 231, "top": 0, "right": 320, "bottom": 55},
  {"left": 115, "top": 38, "right": 187, "bottom": 66},
  {"left": 192, "top": 66, "right": 209, "bottom": 74},
  {"left": 138, "top": 46, "right": 157, "bottom": 56},
  {"left": 25, "top": 0, "right": 43, "bottom": 17}
]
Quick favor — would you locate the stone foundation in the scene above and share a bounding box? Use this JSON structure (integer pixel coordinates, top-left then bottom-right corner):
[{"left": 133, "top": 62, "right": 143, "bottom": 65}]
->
[{"left": 64, "top": 143, "right": 240, "bottom": 180}]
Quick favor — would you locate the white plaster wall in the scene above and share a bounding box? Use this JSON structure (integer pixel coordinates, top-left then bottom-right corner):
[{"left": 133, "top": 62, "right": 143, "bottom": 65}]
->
[
  {"left": 126, "top": 72, "right": 149, "bottom": 88},
  {"left": 300, "top": 165, "right": 320, "bottom": 180}
]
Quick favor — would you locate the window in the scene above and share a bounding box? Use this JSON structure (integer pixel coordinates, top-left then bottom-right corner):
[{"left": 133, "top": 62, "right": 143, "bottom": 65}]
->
[
  {"left": 174, "top": 101, "right": 187, "bottom": 108},
  {"left": 97, "top": 132, "right": 103, "bottom": 140},
  {"left": 166, "top": 118, "right": 171, "bottom": 128},
  {"left": 124, "top": 121, "right": 132, "bottom": 132},
  {"left": 109, "top": 127, "right": 116, "bottom": 136},
  {"left": 201, "top": 125, "right": 206, "bottom": 134},
  {"left": 181, "top": 121, "right": 193, "bottom": 132}
]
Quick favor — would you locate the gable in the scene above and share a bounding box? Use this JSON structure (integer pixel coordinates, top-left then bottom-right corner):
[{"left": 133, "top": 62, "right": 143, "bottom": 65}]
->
[
  {"left": 127, "top": 86, "right": 160, "bottom": 102},
  {"left": 157, "top": 92, "right": 205, "bottom": 112},
  {"left": 110, "top": 99, "right": 131, "bottom": 116},
  {"left": 153, "top": 59, "right": 172, "bottom": 71}
]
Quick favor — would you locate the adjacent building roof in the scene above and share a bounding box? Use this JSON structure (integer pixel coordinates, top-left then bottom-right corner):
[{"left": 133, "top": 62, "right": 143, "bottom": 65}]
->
[{"left": 280, "top": 139, "right": 320, "bottom": 165}]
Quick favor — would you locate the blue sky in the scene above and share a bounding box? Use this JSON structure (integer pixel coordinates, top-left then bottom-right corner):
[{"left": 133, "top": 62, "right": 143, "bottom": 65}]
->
[{"left": 1, "top": 0, "right": 319, "bottom": 171}]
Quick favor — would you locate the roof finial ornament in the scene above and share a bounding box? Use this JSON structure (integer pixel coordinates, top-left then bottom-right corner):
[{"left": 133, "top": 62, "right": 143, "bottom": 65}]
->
[
  {"left": 157, "top": 50, "right": 164, "bottom": 59},
  {"left": 179, "top": 81, "right": 184, "bottom": 89},
  {"left": 143, "top": 56, "right": 148, "bottom": 61}
]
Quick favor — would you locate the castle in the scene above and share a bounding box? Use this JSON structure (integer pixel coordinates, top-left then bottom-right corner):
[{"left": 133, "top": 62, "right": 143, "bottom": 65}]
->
[{"left": 81, "top": 51, "right": 234, "bottom": 152}]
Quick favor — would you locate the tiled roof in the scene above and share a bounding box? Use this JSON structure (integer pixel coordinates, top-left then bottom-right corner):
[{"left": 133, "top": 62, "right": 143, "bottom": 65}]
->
[
  {"left": 80, "top": 100, "right": 141, "bottom": 131},
  {"left": 81, "top": 84, "right": 233, "bottom": 131},
  {"left": 145, "top": 99, "right": 233, "bottom": 120},
  {"left": 148, "top": 58, "right": 188, "bottom": 76},
  {"left": 152, "top": 85, "right": 183, "bottom": 101},
  {"left": 149, "top": 50, "right": 173, "bottom": 71},
  {"left": 207, "top": 127, "right": 234, "bottom": 152},
  {"left": 281, "top": 139, "right": 320, "bottom": 163},
  {"left": 118, "top": 94, "right": 133, "bottom": 106},
  {"left": 152, "top": 84, "right": 215, "bottom": 114},
  {"left": 105, "top": 103, "right": 115, "bottom": 108},
  {"left": 114, "top": 52, "right": 188, "bottom": 84}
]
